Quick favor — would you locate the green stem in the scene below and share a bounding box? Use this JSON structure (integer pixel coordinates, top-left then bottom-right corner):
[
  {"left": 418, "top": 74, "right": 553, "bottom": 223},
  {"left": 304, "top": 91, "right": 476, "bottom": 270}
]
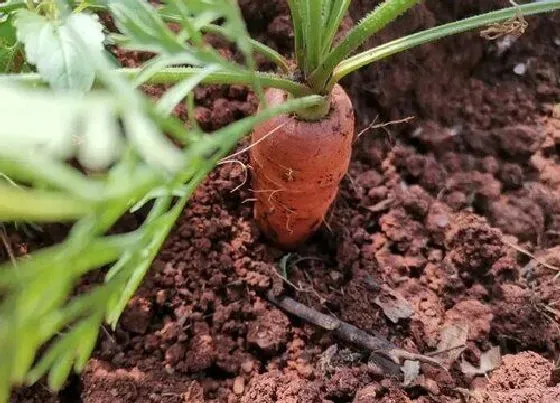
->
[
  {"left": 287, "top": 0, "right": 305, "bottom": 70},
  {"left": 0, "top": 67, "right": 314, "bottom": 97},
  {"left": 307, "top": 0, "right": 323, "bottom": 72},
  {"left": 321, "top": 0, "right": 350, "bottom": 57},
  {"left": 0, "top": 183, "right": 93, "bottom": 221},
  {"left": 331, "top": 0, "right": 560, "bottom": 87},
  {"left": 135, "top": 68, "right": 312, "bottom": 95},
  {"left": 308, "top": 0, "right": 419, "bottom": 91}
]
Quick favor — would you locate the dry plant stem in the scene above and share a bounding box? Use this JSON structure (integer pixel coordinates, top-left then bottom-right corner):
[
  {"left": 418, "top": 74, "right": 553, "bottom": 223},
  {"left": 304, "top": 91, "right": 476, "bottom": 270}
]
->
[
  {"left": 250, "top": 84, "right": 354, "bottom": 249},
  {"left": 265, "top": 290, "right": 402, "bottom": 377}
]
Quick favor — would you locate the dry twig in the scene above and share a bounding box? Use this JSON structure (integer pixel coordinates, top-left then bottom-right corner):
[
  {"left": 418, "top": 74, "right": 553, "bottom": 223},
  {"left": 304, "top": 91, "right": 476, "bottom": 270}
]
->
[
  {"left": 355, "top": 116, "right": 415, "bottom": 141},
  {"left": 266, "top": 290, "right": 444, "bottom": 378}
]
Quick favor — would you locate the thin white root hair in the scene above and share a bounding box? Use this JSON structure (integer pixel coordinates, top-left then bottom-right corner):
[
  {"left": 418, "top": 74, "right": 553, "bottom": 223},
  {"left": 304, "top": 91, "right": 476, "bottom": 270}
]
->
[
  {"left": 217, "top": 159, "right": 251, "bottom": 193},
  {"left": 220, "top": 119, "right": 293, "bottom": 162},
  {"left": 356, "top": 115, "right": 415, "bottom": 140}
]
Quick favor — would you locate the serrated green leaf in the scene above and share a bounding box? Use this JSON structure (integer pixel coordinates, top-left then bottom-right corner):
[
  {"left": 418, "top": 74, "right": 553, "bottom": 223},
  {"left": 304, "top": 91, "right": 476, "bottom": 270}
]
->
[
  {"left": 109, "top": 0, "right": 184, "bottom": 53},
  {"left": 132, "top": 53, "right": 202, "bottom": 86},
  {"left": 14, "top": 9, "right": 106, "bottom": 91},
  {"left": 74, "top": 315, "right": 101, "bottom": 372},
  {"left": 48, "top": 350, "right": 74, "bottom": 391},
  {"left": 12, "top": 326, "right": 40, "bottom": 383}
]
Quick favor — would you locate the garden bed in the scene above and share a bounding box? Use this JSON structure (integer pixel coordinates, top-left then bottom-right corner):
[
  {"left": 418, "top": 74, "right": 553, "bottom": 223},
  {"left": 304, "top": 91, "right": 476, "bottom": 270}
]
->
[{"left": 10, "top": 0, "right": 560, "bottom": 402}]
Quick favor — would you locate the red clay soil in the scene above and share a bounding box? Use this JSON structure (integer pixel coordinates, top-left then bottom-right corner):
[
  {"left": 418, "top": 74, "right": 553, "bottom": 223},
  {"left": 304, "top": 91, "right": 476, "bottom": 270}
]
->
[{"left": 9, "top": 0, "right": 560, "bottom": 402}]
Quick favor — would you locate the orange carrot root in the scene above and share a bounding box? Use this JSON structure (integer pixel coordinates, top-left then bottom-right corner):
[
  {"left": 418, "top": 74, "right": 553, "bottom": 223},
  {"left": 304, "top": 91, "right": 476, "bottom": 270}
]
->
[{"left": 250, "top": 84, "right": 354, "bottom": 249}]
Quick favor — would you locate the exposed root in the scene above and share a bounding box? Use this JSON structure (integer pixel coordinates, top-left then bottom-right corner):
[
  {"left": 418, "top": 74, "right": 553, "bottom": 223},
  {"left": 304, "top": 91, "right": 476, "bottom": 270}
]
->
[
  {"left": 345, "top": 173, "right": 358, "bottom": 194},
  {"left": 480, "top": 1, "right": 528, "bottom": 40},
  {"left": 217, "top": 159, "right": 250, "bottom": 193},
  {"left": 250, "top": 188, "right": 284, "bottom": 205},
  {"left": 355, "top": 115, "right": 415, "bottom": 142},
  {"left": 283, "top": 167, "right": 295, "bottom": 183},
  {"left": 285, "top": 210, "right": 295, "bottom": 233},
  {"left": 220, "top": 119, "right": 292, "bottom": 161},
  {"left": 274, "top": 256, "right": 327, "bottom": 304}
]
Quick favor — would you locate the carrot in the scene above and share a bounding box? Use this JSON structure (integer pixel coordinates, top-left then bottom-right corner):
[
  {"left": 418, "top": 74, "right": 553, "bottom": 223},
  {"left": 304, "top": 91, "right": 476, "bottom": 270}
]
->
[{"left": 250, "top": 84, "right": 354, "bottom": 249}]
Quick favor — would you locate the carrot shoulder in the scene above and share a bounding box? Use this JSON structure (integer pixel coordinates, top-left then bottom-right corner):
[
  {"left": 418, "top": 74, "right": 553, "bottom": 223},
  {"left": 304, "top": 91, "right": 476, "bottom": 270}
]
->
[{"left": 250, "top": 84, "right": 354, "bottom": 249}]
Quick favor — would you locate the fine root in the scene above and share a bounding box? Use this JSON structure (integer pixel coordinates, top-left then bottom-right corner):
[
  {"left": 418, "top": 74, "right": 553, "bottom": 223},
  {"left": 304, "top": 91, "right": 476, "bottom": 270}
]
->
[
  {"left": 285, "top": 210, "right": 295, "bottom": 233},
  {"left": 480, "top": 1, "right": 528, "bottom": 40},
  {"left": 220, "top": 119, "right": 292, "bottom": 161},
  {"left": 355, "top": 115, "right": 415, "bottom": 142},
  {"left": 274, "top": 255, "right": 327, "bottom": 304},
  {"left": 217, "top": 159, "right": 250, "bottom": 193}
]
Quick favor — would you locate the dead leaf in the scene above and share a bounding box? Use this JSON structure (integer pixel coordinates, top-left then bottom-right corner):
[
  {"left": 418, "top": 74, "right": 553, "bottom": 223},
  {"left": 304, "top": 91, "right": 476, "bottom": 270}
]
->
[
  {"left": 433, "top": 323, "right": 469, "bottom": 368},
  {"left": 374, "top": 286, "right": 414, "bottom": 324},
  {"left": 402, "top": 359, "right": 420, "bottom": 387},
  {"left": 460, "top": 346, "right": 501, "bottom": 376}
]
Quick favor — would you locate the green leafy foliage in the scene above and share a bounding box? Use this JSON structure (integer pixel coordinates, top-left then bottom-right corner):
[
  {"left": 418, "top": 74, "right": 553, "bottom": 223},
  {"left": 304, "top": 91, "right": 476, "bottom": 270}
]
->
[
  {"left": 308, "top": 0, "right": 419, "bottom": 90},
  {"left": 14, "top": 9, "right": 107, "bottom": 91}
]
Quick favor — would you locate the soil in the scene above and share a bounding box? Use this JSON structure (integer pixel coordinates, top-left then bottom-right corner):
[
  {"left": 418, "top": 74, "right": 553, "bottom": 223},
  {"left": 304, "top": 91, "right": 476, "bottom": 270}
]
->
[{"left": 8, "top": 0, "right": 560, "bottom": 402}]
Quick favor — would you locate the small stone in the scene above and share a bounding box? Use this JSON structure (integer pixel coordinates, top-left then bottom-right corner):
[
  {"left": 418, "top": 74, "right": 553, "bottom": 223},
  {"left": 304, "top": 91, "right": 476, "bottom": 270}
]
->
[
  {"left": 110, "top": 389, "right": 119, "bottom": 397},
  {"left": 513, "top": 63, "right": 527, "bottom": 75},
  {"left": 233, "top": 377, "right": 245, "bottom": 395}
]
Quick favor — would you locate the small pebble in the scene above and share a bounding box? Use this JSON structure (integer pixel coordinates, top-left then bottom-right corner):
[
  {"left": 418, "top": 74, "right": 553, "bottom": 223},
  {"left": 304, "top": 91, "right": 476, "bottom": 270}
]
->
[{"left": 513, "top": 63, "right": 527, "bottom": 75}]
